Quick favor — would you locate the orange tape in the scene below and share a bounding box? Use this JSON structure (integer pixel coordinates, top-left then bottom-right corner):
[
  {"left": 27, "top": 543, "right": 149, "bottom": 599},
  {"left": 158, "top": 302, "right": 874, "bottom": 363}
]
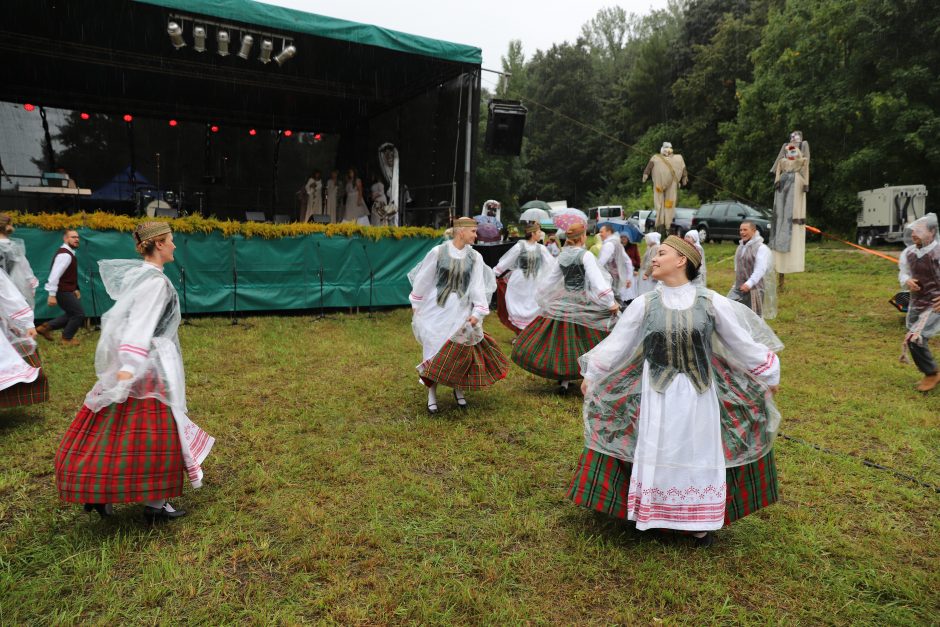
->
[{"left": 804, "top": 225, "right": 899, "bottom": 264}]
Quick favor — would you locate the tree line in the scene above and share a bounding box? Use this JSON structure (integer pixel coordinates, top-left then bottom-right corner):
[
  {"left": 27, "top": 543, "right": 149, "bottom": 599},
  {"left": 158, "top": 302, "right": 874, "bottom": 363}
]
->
[{"left": 474, "top": 0, "right": 939, "bottom": 234}]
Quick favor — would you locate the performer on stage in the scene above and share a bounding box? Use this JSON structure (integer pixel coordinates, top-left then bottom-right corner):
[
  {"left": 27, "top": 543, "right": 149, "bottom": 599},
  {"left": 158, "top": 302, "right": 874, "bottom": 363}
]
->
[
  {"left": 0, "top": 214, "right": 48, "bottom": 408},
  {"left": 898, "top": 213, "right": 940, "bottom": 392},
  {"left": 408, "top": 217, "right": 509, "bottom": 413},
  {"left": 636, "top": 232, "right": 661, "bottom": 296},
  {"left": 302, "top": 170, "right": 323, "bottom": 223},
  {"left": 342, "top": 168, "right": 369, "bottom": 226},
  {"left": 369, "top": 173, "right": 388, "bottom": 227},
  {"left": 569, "top": 235, "right": 782, "bottom": 547},
  {"left": 769, "top": 136, "right": 810, "bottom": 289},
  {"left": 511, "top": 221, "right": 618, "bottom": 395},
  {"left": 728, "top": 221, "right": 776, "bottom": 319},
  {"left": 494, "top": 223, "right": 556, "bottom": 334},
  {"left": 36, "top": 229, "right": 84, "bottom": 346},
  {"left": 596, "top": 224, "right": 633, "bottom": 306},
  {"left": 684, "top": 229, "right": 707, "bottom": 286},
  {"left": 55, "top": 222, "right": 214, "bottom": 522},
  {"left": 325, "top": 170, "right": 341, "bottom": 223}
]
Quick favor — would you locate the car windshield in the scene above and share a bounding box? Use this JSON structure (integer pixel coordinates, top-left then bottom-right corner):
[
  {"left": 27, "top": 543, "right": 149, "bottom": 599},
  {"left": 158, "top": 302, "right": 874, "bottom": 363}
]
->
[{"left": 675, "top": 208, "right": 695, "bottom": 218}]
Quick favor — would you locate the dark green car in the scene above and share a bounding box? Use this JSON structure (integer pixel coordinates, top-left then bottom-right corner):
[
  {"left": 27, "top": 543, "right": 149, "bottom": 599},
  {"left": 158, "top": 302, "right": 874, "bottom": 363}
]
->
[{"left": 691, "top": 201, "right": 772, "bottom": 243}]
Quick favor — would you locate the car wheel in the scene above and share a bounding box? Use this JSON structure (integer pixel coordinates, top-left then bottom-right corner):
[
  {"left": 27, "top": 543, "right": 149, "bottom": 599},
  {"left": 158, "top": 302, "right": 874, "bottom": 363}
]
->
[
  {"left": 863, "top": 231, "right": 875, "bottom": 248},
  {"left": 856, "top": 229, "right": 866, "bottom": 246},
  {"left": 698, "top": 226, "right": 708, "bottom": 243}
]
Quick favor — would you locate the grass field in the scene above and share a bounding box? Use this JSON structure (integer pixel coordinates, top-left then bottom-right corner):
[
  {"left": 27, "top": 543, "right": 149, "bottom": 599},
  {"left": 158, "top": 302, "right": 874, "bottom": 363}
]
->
[{"left": 1, "top": 241, "right": 938, "bottom": 624}]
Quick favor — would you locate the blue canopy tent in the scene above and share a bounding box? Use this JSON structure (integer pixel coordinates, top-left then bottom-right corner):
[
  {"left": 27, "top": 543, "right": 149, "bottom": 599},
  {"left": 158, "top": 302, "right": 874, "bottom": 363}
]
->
[{"left": 90, "top": 167, "right": 153, "bottom": 202}]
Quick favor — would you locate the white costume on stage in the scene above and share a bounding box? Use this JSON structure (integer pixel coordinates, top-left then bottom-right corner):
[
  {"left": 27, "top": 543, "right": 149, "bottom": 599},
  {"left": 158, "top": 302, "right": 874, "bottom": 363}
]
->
[
  {"left": 494, "top": 239, "right": 556, "bottom": 330},
  {"left": 302, "top": 177, "right": 323, "bottom": 223},
  {"left": 325, "top": 177, "right": 340, "bottom": 223},
  {"left": 343, "top": 178, "right": 369, "bottom": 226},
  {"left": 581, "top": 283, "right": 781, "bottom": 530}
]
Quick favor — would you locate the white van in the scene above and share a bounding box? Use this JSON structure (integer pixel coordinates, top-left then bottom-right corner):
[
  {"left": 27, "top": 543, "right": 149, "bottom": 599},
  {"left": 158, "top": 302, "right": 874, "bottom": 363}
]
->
[{"left": 587, "top": 205, "right": 625, "bottom": 233}]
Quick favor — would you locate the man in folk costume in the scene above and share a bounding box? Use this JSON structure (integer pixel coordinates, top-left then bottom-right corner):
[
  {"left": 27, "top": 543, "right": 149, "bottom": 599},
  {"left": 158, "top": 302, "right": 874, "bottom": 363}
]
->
[
  {"left": 769, "top": 134, "right": 810, "bottom": 290},
  {"left": 409, "top": 217, "right": 509, "bottom": 413},
  {"left": 596, "top": 224, "right": 633, "bottom": 306},
  {"left": 728, "top": 221, "right": 777, "bottom": 319},
  {"left": 55, "top": 222, "right": 214, "bottom": 522},
  {"left": 511, "top": 221, "right": 619, "bottom": 395},
  {"left": 642, "top": 142, "right": 688, "bottom": 234},
  {"left": 494, "top": 222, "right": 556, "bottom": 334},
  {"left": 570, "top": 235, "right": 782, "bottom": 547},
  {"left": 898, "top": 213, "right": 940, "bottom": 392},
  {"left": 36, "top": 229, "right": 85, "bottom": 346}
]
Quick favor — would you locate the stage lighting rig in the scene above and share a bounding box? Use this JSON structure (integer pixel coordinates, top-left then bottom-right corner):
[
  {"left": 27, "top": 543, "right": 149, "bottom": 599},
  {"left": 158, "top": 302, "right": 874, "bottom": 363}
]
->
[
  {"left": 259, "top": 39, "right": 273, "bottom": 64},
  {"left": 167, "top": 21, "right": 186, "bottom": 49},
  {"left": 193, "top": 26, "right": 207, "bottom": 52},
  {"left": 217, "top": 30, "right": 230, "bottom": 56},
  {"left": 274, "top": 44, "right": 297, "bottom": 66},
  {"left": 237, "top": 34, "right": 254, "bottom": 60}
]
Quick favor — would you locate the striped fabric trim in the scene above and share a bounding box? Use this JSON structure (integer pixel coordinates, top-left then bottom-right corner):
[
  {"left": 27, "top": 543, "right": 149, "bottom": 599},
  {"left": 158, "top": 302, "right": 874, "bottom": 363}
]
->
[
  {"left": 10, "top": 307, "right": 32, "bottom": 320},
  {"left": 410, "top": 294, "right": 424, "bottom": 301},
  {"left": 118, "top": 344, "right": 149, "bottom": 358},
  {"left": 749, "top": 352, "right": 776, "bottom": 376}
]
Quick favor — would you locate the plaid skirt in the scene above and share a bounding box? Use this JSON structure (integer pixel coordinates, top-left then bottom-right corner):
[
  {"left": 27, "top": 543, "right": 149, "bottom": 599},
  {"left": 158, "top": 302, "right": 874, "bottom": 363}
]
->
[
  {"left": 511, "top": 316, "right": 608, "bottom": 379},
  {"left": 0, "top": 347, "right": 49, "bottom": 408},
  {"left": 567, "top": 447, "right": 778, "bottom": 525},
  {"left": 55, "top": 397, "right": 184, "bottom": 504},
  {"left": 496, "top": 276, "right": 523, "bottom": 334},
  {"left": 420, "top": 332, "right": 510, "bottom": 390}
]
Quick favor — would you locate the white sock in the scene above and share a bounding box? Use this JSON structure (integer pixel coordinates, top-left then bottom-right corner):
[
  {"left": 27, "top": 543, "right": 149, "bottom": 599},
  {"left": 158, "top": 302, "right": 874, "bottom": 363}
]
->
[
  {"left": 427, "top": 384, "right": 438, "bottom": 406},
  {"left": 145, "top": 499, "right": 165, "bottom": 509},
  {"left": 560, "top": 380, "right": 570, "bottom": 389},
  {"left": 692, "top": 531, "right": 707, "bottom": 538},
  {"left": 454, "top": 389, "right": 465, "bottom": 401}
]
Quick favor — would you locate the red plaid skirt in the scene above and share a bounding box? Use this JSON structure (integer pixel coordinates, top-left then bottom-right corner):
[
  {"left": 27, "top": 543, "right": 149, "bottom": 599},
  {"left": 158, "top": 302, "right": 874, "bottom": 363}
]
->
[
  {"left": 0, "top": 347, "right": 49, "bottom": 408},
  {"left": 511, "top": 316, "right": 608, "bottom": 380},
  {"left": 496, "top": 276, "right": 523, "bottom": 334},
  {"left": 420, "top": 332, "right": 510, "bottom": 389},
  {"left": 55, "top": 396, "right": 184, "bottom": 504}
]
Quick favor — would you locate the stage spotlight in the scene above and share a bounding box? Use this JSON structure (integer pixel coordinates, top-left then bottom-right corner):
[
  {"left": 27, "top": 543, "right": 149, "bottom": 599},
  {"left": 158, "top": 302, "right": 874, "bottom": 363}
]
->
[
  {"left": 123, "top": 114, "right": 133, "bottom": 123},
  {"left": 210, "top": 125, "right": 219, "bottom": 133},
  {"left": 249, "top": 129, "right": 257, "bottom": 136},
  {"left": 217, "top": 30, "right": 230, "bottom": 56},
  {"left": 313, "top": 133, "right": 322, "bottom": 142},
  {"left": 169, "top": 119, "right": 178, "bottom": 127},
  {"left": 259, "top": 39, "right": 273, "bottom": 64},
  {"left": 193, "top": 26, "right": 207, "bottom": 52},
  {"left": 274, "top": 44, "right": 297, "bottom": 66},
  {"left": 283, "top": 129, "right": 292, "bottom": 137},
  {"left": 167, "top": 22, "right": 186, "bottom": 49},
  {"left": 237, "top": 34, "right": 254, "bottom": 60},
  {"left": 23, "top": 103, "right": 35, "bottom": 112},
  {"left": 80, "top": 112, "right": 90, "bottom": 120}
]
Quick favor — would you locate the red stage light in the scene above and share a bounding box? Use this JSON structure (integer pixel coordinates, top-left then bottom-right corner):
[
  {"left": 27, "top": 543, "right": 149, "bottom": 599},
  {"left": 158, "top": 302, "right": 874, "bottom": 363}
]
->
[
  {"left": 80, "top": 112, "right": 90, "bottom": 120},
  {"left": 23, "top": 103, "right": 35, "bottom": 112},
  {"left": 210, "top": 125, "right": 219, "bottom": 133},
  {"left": 123, "top": 114, "right": 133, "bottom": 123},
  {"left": 249, "top": 129, "right": 257, "bottom": 136},
  {"left": 169, "top": 119, "right": 178, "bottom": 127},
  {"left": 313, "top": 133, "right": 322, "bottom": 141},
  {"left": 283, "top": 129, "right": 292, "bottom": 137}
]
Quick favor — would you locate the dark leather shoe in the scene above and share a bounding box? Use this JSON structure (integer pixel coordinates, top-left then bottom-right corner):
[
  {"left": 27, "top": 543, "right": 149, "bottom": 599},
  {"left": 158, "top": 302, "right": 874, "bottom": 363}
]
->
[
  {"left": 83, "top": 503, "right": 112, "bottom": 518},
  {"left": 143, "top": 505, "right": 187, "bottom": 522},
  {"left": 453, "top": 390, "right": 468, "bottom": 409},
  {"left": 35, "top": 323, "right": 54, "bottom": 341},
  {"left": 693, "top": 532, "right": 715, "bottom": 548},
  {"left": 427, "top": 402, "right": 439, "bottom": 415}
]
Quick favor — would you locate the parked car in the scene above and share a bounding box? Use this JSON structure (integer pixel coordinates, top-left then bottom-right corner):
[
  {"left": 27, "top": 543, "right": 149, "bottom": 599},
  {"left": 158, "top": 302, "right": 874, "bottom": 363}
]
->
[
  {"left": 627, "top": 210, "right": 654, "bottom": 233},
  {"left": 587, "top": 205, "right": 625, "bottom": 234},
  {"left": 691, "top": 201, "right": 772, "bottom": 242},
  {"left": 644, "top": 207, "right": 698, "bottom": 236}
]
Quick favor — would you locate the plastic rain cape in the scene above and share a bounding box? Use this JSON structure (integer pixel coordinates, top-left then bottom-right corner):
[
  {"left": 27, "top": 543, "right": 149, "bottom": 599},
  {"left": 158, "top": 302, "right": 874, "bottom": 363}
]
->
[
  {"left": 84, "top": 259, "right": 213, "bottom": 488},
  {"left": 536, "top": 246, "right": 616, "bottom": 332},
  {"left": 901, "top": 213, "right": 940, "bottom": 342},
  {"left": 580, "top": 288, "right": 783, "bottom": 468},
  {"left": 0, "top": 238, "right": 38, "bottom": 308}
]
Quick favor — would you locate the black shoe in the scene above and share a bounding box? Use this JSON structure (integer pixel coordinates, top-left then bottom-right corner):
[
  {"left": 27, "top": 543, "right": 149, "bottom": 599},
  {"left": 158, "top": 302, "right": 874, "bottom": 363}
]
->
[
  {"left": 453, "top": 390, "right": 468, "bottom": 409},
  {"left": 693, "top": 532, "right": 714, "bottom": 548},
  {"left": 83, "top": 503, "right": 112, "bottom": 518},
  {"left": 555, "top": 384, "right": 570, "bottom": 396},
  {"left": 143, "top": 504, "right": 187, "bottom": 522},
  {"left": 427, "top": 402, "right": 439, "bottom": 415}
]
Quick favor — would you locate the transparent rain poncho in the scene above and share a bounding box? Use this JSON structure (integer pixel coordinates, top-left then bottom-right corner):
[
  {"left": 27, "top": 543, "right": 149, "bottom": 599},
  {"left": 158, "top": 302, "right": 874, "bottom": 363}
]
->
[
  {"left": 900, "top": 213, "right": 940, "bottom": 343},
  {"left": 580, "top": 285, "right": 783, "bottom": 468},
  {"left": 535, "top": 246, "right": 616, "bottom": 331},
  {"left": 0, "top": 238, "right": 38, "bottom": 308}
]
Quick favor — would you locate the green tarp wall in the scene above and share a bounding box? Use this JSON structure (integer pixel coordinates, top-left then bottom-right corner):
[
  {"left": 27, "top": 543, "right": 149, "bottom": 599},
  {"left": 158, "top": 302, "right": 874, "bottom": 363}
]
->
[{"left": 17, "top": 227, "right": 440, "bottom": 319}]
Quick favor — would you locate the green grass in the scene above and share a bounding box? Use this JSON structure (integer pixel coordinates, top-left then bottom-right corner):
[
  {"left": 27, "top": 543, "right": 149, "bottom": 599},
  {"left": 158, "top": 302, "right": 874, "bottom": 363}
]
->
[{"left": 1, "top": 241, "right": 938, "bottom": 624}]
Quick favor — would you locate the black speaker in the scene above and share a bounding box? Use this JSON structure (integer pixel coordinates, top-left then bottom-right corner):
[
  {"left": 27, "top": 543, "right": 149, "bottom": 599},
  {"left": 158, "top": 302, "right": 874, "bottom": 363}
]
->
[{"left": 484, "top": 99, "right": 527, "bottom": 156}]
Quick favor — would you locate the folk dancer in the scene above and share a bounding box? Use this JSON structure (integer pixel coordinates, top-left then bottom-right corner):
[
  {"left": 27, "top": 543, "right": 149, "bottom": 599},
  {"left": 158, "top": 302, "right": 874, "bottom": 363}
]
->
[
  {"left": 302, "top": 170, "right": 323, "bottom": 223},
  {"left": 494, "top": 223, "right": 556, "bottom": 334},
  {"left": 684, "top": 229, "right": 707, "bottom": 286},
  {"left": 636, "top": 232, "right": 661, "bottom": 296},
  {"left": 511, "top": 221, "right": 618, "bottom": 395},
  {"left": 409, "top": 217, "right": 509, "bottom": 413},
  {"left": 55, "top": 222, "right": 214, "bottom": 522},
  {"left": 596, "top": 224, "right": 634, "bottom": 306},
  {"left": 899, "top": 213, "right": 940, "bottom": 392},
  {"left": 728, "top": 221, "right": 776, "bottom": 319},
  {"left": 342, "top": 168, "right": 370, "bottom": 226},
  {"left": 36, "top": 229, "right": 85, "bottom": 346},
  {"left": 570, "top": 235, "right": 782, "bottom": 547}
]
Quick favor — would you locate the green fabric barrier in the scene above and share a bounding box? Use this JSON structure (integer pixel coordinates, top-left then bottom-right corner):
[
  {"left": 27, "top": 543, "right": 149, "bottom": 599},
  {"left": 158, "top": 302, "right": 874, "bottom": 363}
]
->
[
  {"left": 16, "top": 227, "right": 440, "bottom": 319},
  {"left": 135, "top": 0, "right": 482, "bottom": 64}
]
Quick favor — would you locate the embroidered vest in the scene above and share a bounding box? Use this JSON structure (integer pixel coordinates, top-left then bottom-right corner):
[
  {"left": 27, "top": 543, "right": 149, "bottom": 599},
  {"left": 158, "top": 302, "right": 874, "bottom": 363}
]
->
[
  {"left": 558, "top": 248, "right": 586, "bottom": 291},
  {"left": 435, "top": 247, "right": 474, "bottom": 307},
  {"left": 516, "top": 243, "right": 542, "bottom": 280},
  {"left": 642, "top": 287, "right": 714, "bottom": 394},
  {"left": 908, "top": 246, "right": 940, "bottom": 310},
  {"left": 734, "top": 241, "right": 763, "bottom": 290}
]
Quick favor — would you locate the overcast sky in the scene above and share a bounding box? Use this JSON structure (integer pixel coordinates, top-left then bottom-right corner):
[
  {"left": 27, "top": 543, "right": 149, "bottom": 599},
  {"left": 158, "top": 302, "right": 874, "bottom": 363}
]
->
[{"left": 263, "top": 0, "right": 670, "bottom": 85}]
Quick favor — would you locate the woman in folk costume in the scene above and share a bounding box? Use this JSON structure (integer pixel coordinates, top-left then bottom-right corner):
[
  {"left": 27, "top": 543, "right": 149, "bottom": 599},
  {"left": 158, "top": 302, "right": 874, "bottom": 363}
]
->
[
  {"left": 55, "top": 222, "right": 214, "bottom": 522},
  {"left": 684, "top": 229, "right": 707, "bottom": 286},
  {"left": 769, "top": 139, "right": 809, "bottom": 287},
  {"left": 302, "top": 170, "right": 323, "bottom": 223},
  {"left": 342, "top": 168, "right": 370, "bottom": 226},
  {"left": 636, "top": 231, "right": 661, "bottom": 295},
  {"left": 511, "top": 221, "right": 619, "bottom": 395},
  {"left": 0, "top": 213, "right": 48, "bottom": 408},
  {"left": 568, "top": 236, "right": 782, "bottom": 547},
  {"left": 596, "top": 224, "right": 633, "bottom": 306},
  {"left": 409, "top": 217, "right": 509, "bottom": 413},
  {"left": 494, "top": 223, "right": 556, "bottom": 334}
]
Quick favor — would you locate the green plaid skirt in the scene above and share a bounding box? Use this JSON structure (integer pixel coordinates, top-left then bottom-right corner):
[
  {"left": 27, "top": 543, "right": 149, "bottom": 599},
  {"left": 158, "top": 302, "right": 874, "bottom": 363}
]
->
[
  {"left": 420, "top": 332, "right": 509, "bottom": 390},
  {"left": 511, "top": 316, "right": 608, "bottom": 379},
  {"left": 567, "top": 447, "right": 778, "bottom": 525},
  {"left": 0, "top": 347, "right": 49, "bottom": 409}
]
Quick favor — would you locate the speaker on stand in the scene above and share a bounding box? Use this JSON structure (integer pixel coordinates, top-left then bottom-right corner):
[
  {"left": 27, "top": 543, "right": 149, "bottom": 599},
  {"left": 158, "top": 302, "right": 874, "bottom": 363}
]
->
[{"left": 484, "top": 99, "right": 527, "bottom": 156}]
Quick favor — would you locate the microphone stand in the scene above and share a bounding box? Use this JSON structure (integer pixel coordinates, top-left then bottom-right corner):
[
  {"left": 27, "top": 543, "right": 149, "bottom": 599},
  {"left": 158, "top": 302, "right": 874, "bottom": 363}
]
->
[{"left": 313, "top": 241, "right": 332, "bottom": 321}]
